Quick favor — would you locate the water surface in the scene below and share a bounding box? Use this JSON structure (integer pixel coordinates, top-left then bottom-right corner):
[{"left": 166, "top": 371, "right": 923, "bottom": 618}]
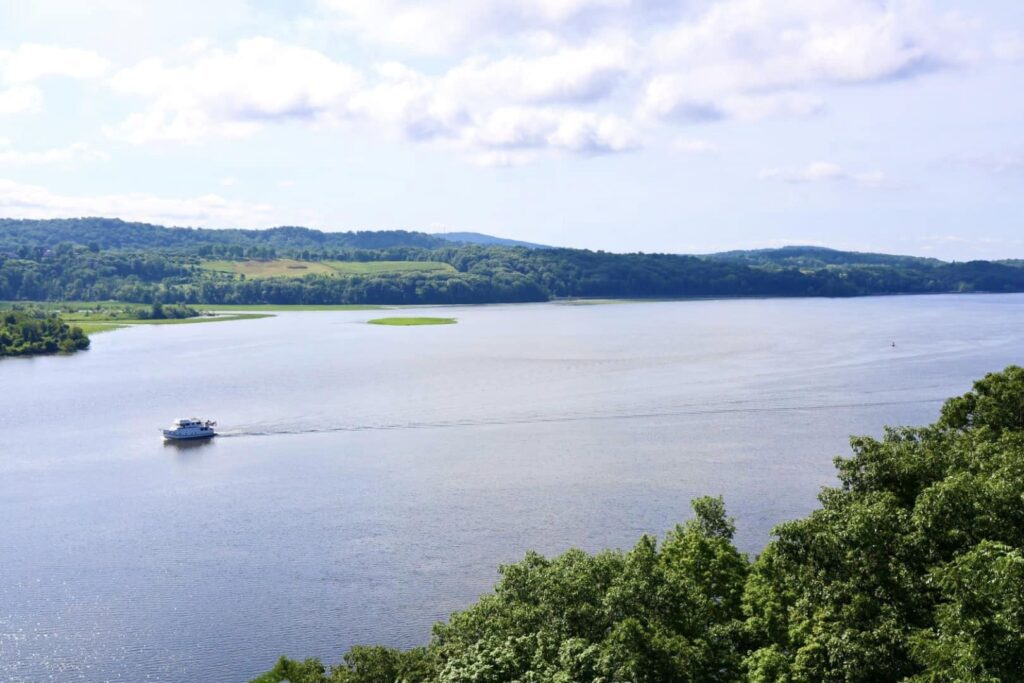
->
[{"left": 2, "top": 295, "right": 1022, "bottom": 681}]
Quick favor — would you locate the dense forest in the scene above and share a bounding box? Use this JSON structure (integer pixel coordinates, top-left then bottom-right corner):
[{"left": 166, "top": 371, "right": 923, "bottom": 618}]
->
[
  {"left": 2, "top": 218, "right": 1024, "bottom": 305},
  {"left": 253, "top": 366, "right": 1024, "bottom": 683},
  {"left": 0, "top": 309, "right": 89, "bottom": 356}
]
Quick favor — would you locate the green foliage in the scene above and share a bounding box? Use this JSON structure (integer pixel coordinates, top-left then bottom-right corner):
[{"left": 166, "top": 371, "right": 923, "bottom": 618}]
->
[
  {"left": 4, "top": 219, "right": 1024, "bottom": 306},
  {"left": 0, "top": 309, "right": 89, "bottom": 356},
  {"left": 742, "top": 366, "right": 1024, "bottom": 682},
  {"left": 253, "top": 367, "right": 1024, "bottom": 683},
  {"left": 938, "top": 365, "right": 1024, "bottom": 435},
  {"left": 251, "top": 648, "right": 432, "bottom": 683},
  {"left": 251, "top": 656, "right": 328, "bottom": 683},
  {"left": 908, "top": 541, "right": 1024, "bottom": 682}
]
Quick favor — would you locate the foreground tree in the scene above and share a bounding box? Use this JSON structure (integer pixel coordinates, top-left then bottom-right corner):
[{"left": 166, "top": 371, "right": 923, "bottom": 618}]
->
[{"left": 254, "top": 367, "right": 1024, "bottom": 682}]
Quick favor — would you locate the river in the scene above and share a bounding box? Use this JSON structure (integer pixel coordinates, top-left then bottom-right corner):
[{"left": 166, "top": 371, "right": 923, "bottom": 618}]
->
[{"left": 2, "top": 295, "right": 1022, "bottom": 681}]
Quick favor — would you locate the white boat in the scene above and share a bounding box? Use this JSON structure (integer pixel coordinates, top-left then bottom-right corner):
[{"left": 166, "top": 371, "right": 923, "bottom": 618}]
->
[{"left": 162, "top": 418, "right": 217, "bottom": 440}]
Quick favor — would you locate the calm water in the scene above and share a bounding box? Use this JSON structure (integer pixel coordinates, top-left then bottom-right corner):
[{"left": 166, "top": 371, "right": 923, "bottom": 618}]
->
[{"left": 2, "top": 295, "right": 1023, "bottom": 682}]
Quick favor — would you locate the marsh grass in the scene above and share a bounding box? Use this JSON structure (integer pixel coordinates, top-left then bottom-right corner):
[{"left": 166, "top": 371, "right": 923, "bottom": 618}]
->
[{"left": 367, "top": 317, "right": 457, "bottom": 326}]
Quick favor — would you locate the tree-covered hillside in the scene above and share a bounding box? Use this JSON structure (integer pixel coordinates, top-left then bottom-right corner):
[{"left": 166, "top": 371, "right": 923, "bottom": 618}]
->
[
  {"left": 0, "top": 217, "right": 447, "bottom": 252},
  {"left": 707, "top": 245, "right": 944, "bottom": 269},
  {"left": 252, "top": 366, "right": 1024, "bottom": 683},
  {"left": 2, "top": 218, "right": 1024, "bottom": 305},
  {"left": 433, "top": 231, "right": 551, "bottom": 249}
]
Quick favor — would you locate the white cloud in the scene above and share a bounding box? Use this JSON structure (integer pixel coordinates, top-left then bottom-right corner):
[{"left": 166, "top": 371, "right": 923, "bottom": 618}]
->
[
  {"left": 109, "top": 37, "right": 363, "bottom": 143},
  {"left": 0, "top": 44, "right": 109, "bottom": 115},
  {"left": 318, "top": 0, "right": 652, "bottom": 55},
  {"left": 640, "top": 0, "right": 964, "bottom": 122},
  {"left": 671, "top": 137, "right": 717, "bottom": 154},
  {"left": 438, "top": 42, "right": 633, "bottom": 106},
  {"left": 99, "top": 2, "right": 988, "bottom": 163},
  {"left": 108, "top": 36, "right": 640, "bottom": 160},
  {"left": 0, "top": 178, "right": 276, "bottom": 228},
  {"left": 323, "top": 0, "right": 971, "bottom": 126},
  {"left": 759, "top": 161, "right": 888, "bottom": 187},
  {"left": 0, "top": 142, "right": 108, "bottom": 166},
  {"left": 0, "top": 86, "right": 42, "bottom": 115},
  {"left": 466, "top": 107, "right": 638, "bottom": 154},
  {"left": 0, "top": 44, "right": 110, "bottom": 84}
]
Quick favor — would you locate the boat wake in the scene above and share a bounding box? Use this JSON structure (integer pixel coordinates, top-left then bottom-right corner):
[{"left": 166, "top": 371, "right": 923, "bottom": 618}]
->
[{"left": 216, "top": 396, "right": 945, "bottom": 440}]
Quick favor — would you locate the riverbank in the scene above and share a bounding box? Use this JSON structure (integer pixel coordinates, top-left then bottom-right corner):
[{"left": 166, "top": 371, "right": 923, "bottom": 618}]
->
[{"left": 0, "top": 301, "right": 274, "bottom": 335}]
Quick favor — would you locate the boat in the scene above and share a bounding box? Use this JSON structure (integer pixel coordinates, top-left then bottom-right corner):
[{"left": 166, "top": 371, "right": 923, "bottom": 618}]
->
[{"left": 162, "top": 418, "right": 217, "bottom": 440}]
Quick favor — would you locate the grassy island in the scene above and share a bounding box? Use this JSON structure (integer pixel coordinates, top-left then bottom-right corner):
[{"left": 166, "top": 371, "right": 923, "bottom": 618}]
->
[
  {"left": 367, "top": 317, "right": 456, "bottom": 326},
  {"left": 253, "top": 366, "right": 1024, "bottom": 683}
]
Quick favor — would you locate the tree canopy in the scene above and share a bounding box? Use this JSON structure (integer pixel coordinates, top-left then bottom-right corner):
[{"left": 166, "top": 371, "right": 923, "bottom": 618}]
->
[
  {"left": 3, "top": 218, "right": 1024, "bottom": 305},
  {"left": 0, "top": 309, "right": 89, "bottom": 356},
  {"left": 252, "top": 366, "right": 1024, "bottom": 682}
]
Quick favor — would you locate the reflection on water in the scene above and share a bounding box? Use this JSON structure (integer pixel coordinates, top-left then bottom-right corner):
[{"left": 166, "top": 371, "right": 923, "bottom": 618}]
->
[
  {"left": 162, "top": 437, "right": 216, "bottom": 453},
  {"left": 2, "top": 295, "right": 1023, "bottom": 683}
]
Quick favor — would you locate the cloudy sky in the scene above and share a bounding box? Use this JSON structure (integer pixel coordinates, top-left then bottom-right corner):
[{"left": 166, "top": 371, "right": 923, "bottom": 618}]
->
[{"left": 1, "top": 1, "right": 1022, "bottom": 258}]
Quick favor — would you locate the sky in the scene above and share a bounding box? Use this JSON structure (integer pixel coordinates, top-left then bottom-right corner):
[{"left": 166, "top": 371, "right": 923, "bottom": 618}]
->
[{"left": 0, "top": 0, "right": 1022, "bottom": 259}]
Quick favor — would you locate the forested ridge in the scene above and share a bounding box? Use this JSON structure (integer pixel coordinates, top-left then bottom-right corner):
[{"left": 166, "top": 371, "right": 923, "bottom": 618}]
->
[
  {"left": 2, "top": 218, "right": 1024, "bottom": 305},
  {"left": 253, "top": 366, "right": 1024, "bottom": 683}
]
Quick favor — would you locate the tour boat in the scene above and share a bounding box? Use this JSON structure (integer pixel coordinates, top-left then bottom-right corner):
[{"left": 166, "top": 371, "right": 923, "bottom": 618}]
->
[{"left": 162, "top": 418, "right": 217, "bottom": 440}]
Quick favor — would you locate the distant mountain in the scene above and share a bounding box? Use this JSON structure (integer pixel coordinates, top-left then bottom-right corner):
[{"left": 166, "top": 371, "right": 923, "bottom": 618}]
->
[
  {"left": 0, "top": 217, "right": 447, "bottom": 252},
  {"left": 706, "top": 245, "right": 944, "bottom": 269},
  {"left": 433, "top": 231, "right": 550, "bottom": 249}
]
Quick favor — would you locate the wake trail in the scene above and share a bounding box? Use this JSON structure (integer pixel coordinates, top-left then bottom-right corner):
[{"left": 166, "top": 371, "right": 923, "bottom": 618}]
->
[{"left": 217, "top": 396, "right": 945, "bottom": 439}]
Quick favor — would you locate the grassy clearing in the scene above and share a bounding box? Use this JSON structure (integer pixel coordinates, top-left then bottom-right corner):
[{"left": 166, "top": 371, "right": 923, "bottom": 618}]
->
[
  {"left": 322, "top": 260, "right": 456, "bottom": 275},
  {"left": 368, "top": 317, "right": 457, "bottom": 326},
  {"left": 199, "top": 259, "right": 456, "bottom": 279},
  {"left": 199, "top": 259, "right": 339, "bottom": 278}
]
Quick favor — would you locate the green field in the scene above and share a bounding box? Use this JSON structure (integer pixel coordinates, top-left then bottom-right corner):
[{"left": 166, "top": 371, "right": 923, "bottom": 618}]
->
[
  {"left": 200, "top": 259, "right": 456, "bottom": 279},
  {"left": 323, "top": 260, "right": 456, "bottom": 275},
  {"left": 368, "top": 317, "right": 457, "bottom": 326}
]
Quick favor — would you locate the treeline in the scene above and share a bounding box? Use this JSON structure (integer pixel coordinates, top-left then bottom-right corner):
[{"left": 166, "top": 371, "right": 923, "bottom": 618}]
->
[
  {"left": 707, "top": 244, "right": 946, "bottom": 269},
  {"left": 3, "top": 218, "right": 1024, "bottom": 305},
  {"left": 0, "top": 310, "right": 89, "bottom": 356},
  {"left": 253, "top": 367, "right": 1024, "bottom": 682},
  {"left": 0, "top": 218, "right": 446, "bottom": 253}
]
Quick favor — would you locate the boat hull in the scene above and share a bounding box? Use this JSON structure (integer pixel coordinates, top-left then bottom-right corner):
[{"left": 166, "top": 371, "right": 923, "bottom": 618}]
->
[{"left": 162, "top": 430, "right": 216, "bottom": 440}]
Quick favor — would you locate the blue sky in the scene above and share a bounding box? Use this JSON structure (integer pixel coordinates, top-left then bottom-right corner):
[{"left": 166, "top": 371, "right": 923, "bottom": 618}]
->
[{"left": 0, "top": 0, "right": 1022, "bottom": 259}]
